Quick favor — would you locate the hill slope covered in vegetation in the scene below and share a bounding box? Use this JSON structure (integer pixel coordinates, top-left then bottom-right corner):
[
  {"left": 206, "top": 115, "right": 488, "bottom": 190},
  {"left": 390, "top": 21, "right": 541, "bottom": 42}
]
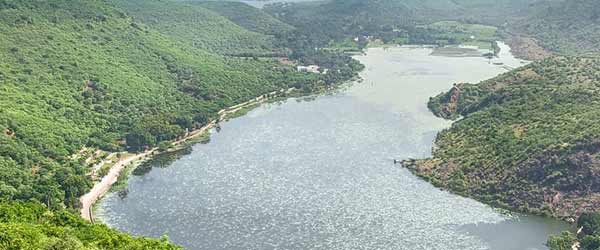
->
[
  {"left": 507, "top": 0, "right": 600, "bottom": 57},
  {"left": 110, "top": 0, "right": 283, "bottom": 56},
  {"left": 0, "top": 0, "right": 364, "bottom": 246},
  {"left": 407, "top": 56, "right": 600, "bottom": 218},
  {"left": 0, "top": 0, "right": 321, "bottom": 209},
  {"left": 189, "top": 1, "right": 295, "bottom": 36},
  {"left": 264, "top": 0, "right": 600, "bottom": 59},
  {"left": 264, "top": 0, "right": 538, "bottom": 48},
  {"left": 0, "top": 202, "right": 179, "bottom": 249}
]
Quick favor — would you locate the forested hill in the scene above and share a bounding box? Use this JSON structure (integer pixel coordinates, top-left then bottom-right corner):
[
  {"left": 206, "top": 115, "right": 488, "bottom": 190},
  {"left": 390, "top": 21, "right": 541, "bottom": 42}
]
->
[
  {"left": 508, "top": 0, "right": 600, "bottom": 56},
  {"left": 264, "top": 0, "right": 539, "bottom": 47},
  {"left": 0, "top": 0, "right": 311, "bottom": 209},
  {"left": 264, "top": 0, "right": 600, "bottom": 59},
  {"left": 0, "top": 202, "right": 180, "bottom": 249},
  {"left": 188, "top": 1, "right": 295, "bottom": 35},
  {"left": 408, "top": 56, "right": 600, "bottom": 218},
  {"left": 0, "top": 0, "right": 361, "bottom": 247},
  {"left": 265, "top": 0, "right": 427, "bottom": 47},
  {"left": 109, "top": 0, "right": 283, "bottom": 56}
]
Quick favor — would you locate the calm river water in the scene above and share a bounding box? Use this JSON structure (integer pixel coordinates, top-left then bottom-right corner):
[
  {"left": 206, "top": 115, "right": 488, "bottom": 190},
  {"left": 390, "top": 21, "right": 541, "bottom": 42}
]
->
[{"left": 98, "top": 44, "right": 569, "bottom": 250}]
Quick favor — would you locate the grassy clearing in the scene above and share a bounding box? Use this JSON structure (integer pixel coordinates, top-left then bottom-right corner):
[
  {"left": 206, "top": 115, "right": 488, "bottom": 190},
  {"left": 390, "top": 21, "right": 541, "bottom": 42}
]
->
[{"left": 422, "top": 21, "right": 499, "bottom": 50}]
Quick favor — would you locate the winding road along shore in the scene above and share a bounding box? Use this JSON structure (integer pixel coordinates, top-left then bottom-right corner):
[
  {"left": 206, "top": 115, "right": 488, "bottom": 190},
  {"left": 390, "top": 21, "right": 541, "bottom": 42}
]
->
[{"left": 79, "top": 88, "right": 294, "bottom": 221}]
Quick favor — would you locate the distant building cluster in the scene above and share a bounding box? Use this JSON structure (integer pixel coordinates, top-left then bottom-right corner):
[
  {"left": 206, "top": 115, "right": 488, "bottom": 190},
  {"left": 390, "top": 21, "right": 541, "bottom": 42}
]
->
[
  {"left": 354, "top": 35, "right": 374, "bottom": 42},
  {"left": 297, "top": 65, "right": 321, "bottom": 73}
]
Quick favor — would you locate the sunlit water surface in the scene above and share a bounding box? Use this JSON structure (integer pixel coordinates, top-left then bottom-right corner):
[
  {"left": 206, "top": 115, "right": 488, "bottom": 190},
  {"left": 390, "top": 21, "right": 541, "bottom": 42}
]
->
[{"left": 98, "top": 44, "right": 569, "bottom": 250}]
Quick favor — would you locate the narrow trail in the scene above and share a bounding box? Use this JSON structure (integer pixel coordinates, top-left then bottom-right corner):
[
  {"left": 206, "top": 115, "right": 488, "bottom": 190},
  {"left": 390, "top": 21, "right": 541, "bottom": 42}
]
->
[
  {"left": 79, "top": 88, "right": 294, "bottom": 221},
  {"left": 79, "top": 150, "right": 156, "bottom": 221},
  {"left": 572, "top": 226, "right": 583, "bottom": 250}
]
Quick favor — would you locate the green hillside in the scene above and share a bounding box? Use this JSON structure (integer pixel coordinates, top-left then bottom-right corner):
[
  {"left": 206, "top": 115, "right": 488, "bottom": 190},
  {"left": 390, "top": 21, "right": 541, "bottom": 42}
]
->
[
  {"left": 110, "top": 0, "right": 281, "bottom": 56},
  {"left": 409, "top": 56, "right": 600, "bottom": 218},
  {"left": 0, "top": 0, "right": 325, "bottom": 213},
  {"left": 508, "top": 0, "right": 600, "bottom": 56},
  {"left": 265, "top": 0, "right": 418, "bottom": 46},
  {"left": 264, "top": 0, "right": 537, "bottom": 49},
  {"left": 0, "top": 201, "right": 179, "bottom": 249},
  {"left": 111, "top": 0, "right": 364, "bottom": 82},
  {"left": 189, "top": 1, "right": 295, "bottom": 35},
  {"left": 0, "top": 0, "right": 356, "bottom": 247}
]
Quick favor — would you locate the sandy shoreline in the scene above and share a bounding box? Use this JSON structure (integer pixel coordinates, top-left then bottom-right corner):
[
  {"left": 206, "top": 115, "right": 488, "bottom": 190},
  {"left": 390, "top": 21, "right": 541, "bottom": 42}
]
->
[{"left": 79, "top": 88, "right": 295, "bottom": 221}]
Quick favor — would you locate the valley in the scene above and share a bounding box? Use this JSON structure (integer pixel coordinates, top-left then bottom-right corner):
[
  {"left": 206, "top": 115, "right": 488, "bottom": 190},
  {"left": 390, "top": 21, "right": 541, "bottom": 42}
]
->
[{"left": 3, "top": 0, "right": 600, "bottom": 249}]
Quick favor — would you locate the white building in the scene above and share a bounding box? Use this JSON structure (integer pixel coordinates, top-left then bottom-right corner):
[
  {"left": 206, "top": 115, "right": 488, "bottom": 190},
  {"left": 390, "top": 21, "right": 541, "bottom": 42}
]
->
[{"left": 297, "top": 65, "right": 321, "bottom": 73}]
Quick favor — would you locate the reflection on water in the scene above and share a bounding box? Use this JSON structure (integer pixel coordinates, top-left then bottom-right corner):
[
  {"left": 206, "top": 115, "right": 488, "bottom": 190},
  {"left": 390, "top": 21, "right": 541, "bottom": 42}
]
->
[
  {"left": 460, "top": 216, "right": 571, "bottom": 250},
  {"left": 98, "top": 44, "right": 569, "bottom": 250},
  {"left": 132, "top": 147, "right": 194, "bottom": 176}
]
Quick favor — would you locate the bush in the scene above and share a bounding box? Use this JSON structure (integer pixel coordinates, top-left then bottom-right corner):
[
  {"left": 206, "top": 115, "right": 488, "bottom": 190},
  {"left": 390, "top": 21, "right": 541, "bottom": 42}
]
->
[
  {"left": 582, "top": 235, "right": 600, "bottom": 250},
  {"left": 158, "top": 141, "right": 171, "bottom": 152},
  {"left": 547, "top": 231, "right": 576, "bottom": 250}
]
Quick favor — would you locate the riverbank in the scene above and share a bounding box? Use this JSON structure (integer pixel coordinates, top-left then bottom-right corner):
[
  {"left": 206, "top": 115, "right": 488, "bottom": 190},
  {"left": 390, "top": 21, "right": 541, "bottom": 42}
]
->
[
  {"left": 404, "top": 55, "right": 600, "bottom": 223},
  {"left": 97, "top": 46, "right": 567, "bottom": 249},
  {"left": 79, "top": 87, "right": 296, "bottom": 221}
]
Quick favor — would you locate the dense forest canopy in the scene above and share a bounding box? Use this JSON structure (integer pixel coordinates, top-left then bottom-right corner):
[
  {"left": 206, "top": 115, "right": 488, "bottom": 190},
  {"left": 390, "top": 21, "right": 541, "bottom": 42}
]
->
[
  {"left": 110, "top": 0, "right": 284, "bottom": 56},
  {"left": 263, "top": 0, "right": 538, "bottom": 47},
  {"left": 186, "top": 1, "right": 295, "bottom": 35}
]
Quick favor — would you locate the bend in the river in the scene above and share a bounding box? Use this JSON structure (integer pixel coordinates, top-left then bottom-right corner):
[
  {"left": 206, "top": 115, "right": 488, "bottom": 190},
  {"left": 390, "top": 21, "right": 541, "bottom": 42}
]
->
[{"left": 98, "top": 43, "right": 569, "bottom": 250}]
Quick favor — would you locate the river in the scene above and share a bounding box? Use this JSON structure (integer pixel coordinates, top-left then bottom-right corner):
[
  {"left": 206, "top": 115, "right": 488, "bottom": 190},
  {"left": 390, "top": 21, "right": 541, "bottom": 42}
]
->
[{"left": 98, "top": 43, "right": 569, "bottom": 250}]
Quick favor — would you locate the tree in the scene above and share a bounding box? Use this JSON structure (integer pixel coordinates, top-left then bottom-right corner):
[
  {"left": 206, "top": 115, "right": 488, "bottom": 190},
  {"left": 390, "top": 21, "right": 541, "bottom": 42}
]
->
[
  {"left": 582, "top": 235, "right": 600, "bottom": 250},
  {"left": 126, "top": 131, "right": 155, "bottom": 152},
  {"left": 579, "top": 212, "right": 600, "bottom": 236}
]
